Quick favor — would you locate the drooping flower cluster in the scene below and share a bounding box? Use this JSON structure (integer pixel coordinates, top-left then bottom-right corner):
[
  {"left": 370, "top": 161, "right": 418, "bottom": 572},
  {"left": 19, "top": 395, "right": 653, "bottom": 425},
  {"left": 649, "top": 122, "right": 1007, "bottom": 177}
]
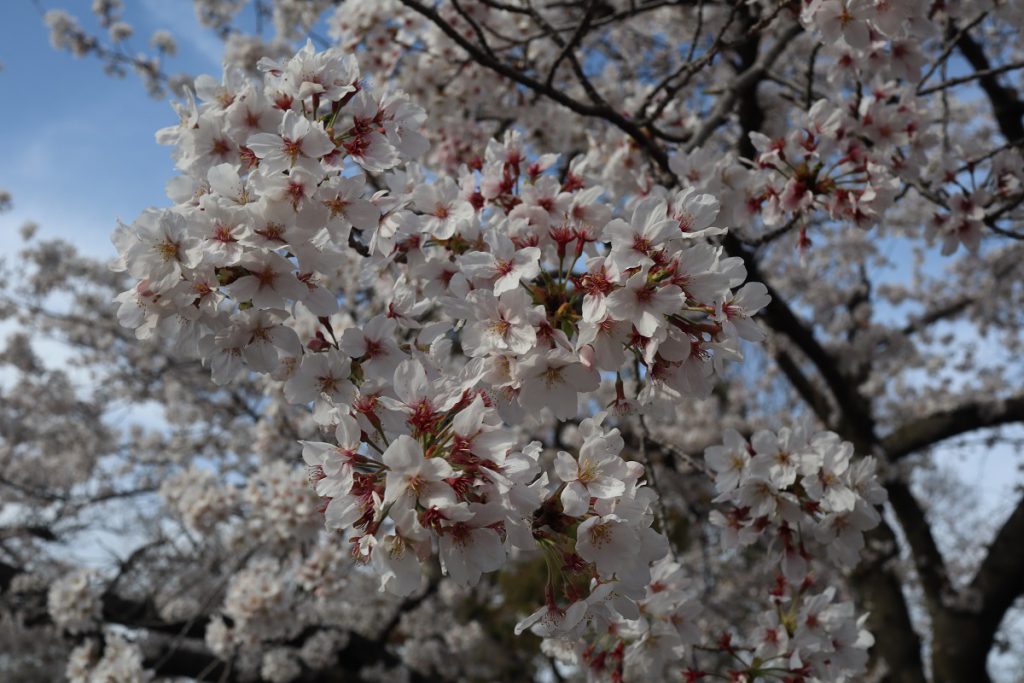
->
[
  {"left": 222, "top": 559, "right": 302, "bottom": 646},
  {"left": 109, "top": 39, "right": 768, "bottom": 603},
  {"left": 687, "top": 585, "right": 876, "bottom": 683},
  {"left": 659, "top": 424, "right": 887, "bottom": 683},
  {"left": 112, "top": 38, "right": 769, "bottom": 417},
  {"left": 509, "top": 414, "right": 669, "bottom": 633},
  {"left": 706, "top": 424, "right": 888, "bottom": 581},
  {"left": 512, "top": 422, "right": 888, "bottom": 683},
  {"left": 160, "top": 465, "right": 238, "bottom": 533},
  {"left": 102, "top": 38, "right": 904, "bottom": 682}
]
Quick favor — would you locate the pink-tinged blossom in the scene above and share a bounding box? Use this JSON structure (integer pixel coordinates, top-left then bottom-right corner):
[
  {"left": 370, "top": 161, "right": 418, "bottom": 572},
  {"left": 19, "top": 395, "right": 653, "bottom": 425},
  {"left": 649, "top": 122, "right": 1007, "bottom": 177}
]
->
[
  {"left": 576, "top": 316, "right": 630, "bottom": 371},
  {"left": 803, "top": 439, "right": 857, "bottom": 512},
  {"left": 378, "top": 90, "right": 429, "bottom": 160},
  {"left": 251, "top": 164, "right": 320, "bottom": 210},
  {"left": 459, "top": 234, "right": 541, "bottom": 295},
  {"left": 300, "top": 414, "right": 361, "bottom": 500},
  {"left": 112, "top": 210, "right": 201, "bottom": 292},
  {"left": 603, "top": 196, "right": 677, "bottom": 271},
  {"left": 340, "top": 315, "right": 403, "bottom": 382},
  {"left": 378, "top": 359, "right": 460, "bottom": 422},
  {"left": 337, "top": 91, "right": 401, "bottom": 173},
  {"left": 749, "top": 427, "right": 805, "bottom": 488},
  {"left": 247, "top": 110, "right": 335, "bottom": 174},
  {"left": 450, "top": 395, "right": 517, "bottom": 469},
  {"left": 208, "top": 308, "right": 301, "bottom": 380},
  {"left": 670, "top": 187, "right": 724, "bottom": 239},
  {"left": 207, "top": 163, "right": 254, "bottom": 206},
  {"left": 412, "top": 176, "right": 474, "bottom": 239},
  {"left": 369, "top": 532, "right": 423, "bottom": 597},
  {"left": 578, "top": 255, "right": 620, "bottom": 323},
  {"left": 193, "top": 196, "right": 250, "bottom": 266},
  {"left": 225, "top": 83, "right": 283, "bottom": 142},
  {"left": 704, "top": 428, "right": 751, "bottom": 493},
  {"left": 575, "top": 514, "right": 643, "bottom": 580},
  {"left": 382, "top": 435, "right": 457, "bottom": 510},
  {"left": 438, "top": 504, "right": 506, "bottom": 586},
  {"left": 460, "top": 288, "right": 541, "bottom": 357},
  {"left": 319, "top": 175, "right": 380, "bottom": 244},
  {"left": 514, "top": 599, "right": 588, "bottom": 638},
  {"left": 517, "top": 349, "right": 600, "bottom": 421},
  {"left": 805, "top": 0, "right": 873, "bottom": 50},
  {"left": 716, "top": 282, "right": 771, "bottom": 342},
  {"left": 605, "top": 271, "right": 684, "bottom": 338},
  {"left": 228, "top": 252, "right": 308, "bottom": 309},
  {"left": 553, "top": 443, "right": 627, "bottom": 517},
  {"left": 259, "top": 39, "right": 359, "bottom": 102},
  {"left": 284, "top": 349, "right": 355, "bottom": 409}
]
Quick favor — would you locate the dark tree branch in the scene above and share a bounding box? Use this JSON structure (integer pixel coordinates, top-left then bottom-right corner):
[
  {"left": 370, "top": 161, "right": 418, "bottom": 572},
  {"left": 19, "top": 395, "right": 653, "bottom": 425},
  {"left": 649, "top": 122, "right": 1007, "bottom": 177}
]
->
[
  {"left": 882, "top": 394, "right": 1024, "bottom": 462},
  {"left": 969, "top": 493, "right": 1024, "bottom": 645},
  {"left": 395, "top": 0, "right": 672, "bottom": 172},
  {"left": 772, "top": 347, "right": 833, "bottom": 424},
  {"left": 919, "top": 59, "right": 1024, "bottom": 96},
  {"left": 544, "top": 0, "right": 598, "bottom": 87},
  {"left": 885, "top": 480, "right": 952, "bottom": 614},
  {"left": 849, "top": 523, "right": 929, "bottom": 683},
  {"left": 952, "top": 24, "right": 1024, "bottom": 142},
  {"left": 683, "top": 23, "right": 803, "bottom": 154}
]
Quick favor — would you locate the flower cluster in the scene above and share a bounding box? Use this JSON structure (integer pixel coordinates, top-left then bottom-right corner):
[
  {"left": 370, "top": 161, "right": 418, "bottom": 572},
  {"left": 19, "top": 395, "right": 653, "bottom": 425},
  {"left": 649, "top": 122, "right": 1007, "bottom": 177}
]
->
[
  {"left": 112, "top": 39, "right": 768, "bottom": 414},
  {"left": 224, "top": 558, "right": 299, "bottom": 640},
  {"left": 66, "top": 634, "right": 151, "bottom": 683},
  {"left": 104, "top": 38, "right": 906, "bottom": 682},
  {"left": 160, "top": 466, "right": 238, "bottom": 533},
  {"left": 706, "top": 424, "right": 888, "bottom": 582},
  {"left": 509, "top": 415, "right": 669, "bottom": 633},
  {"left": 110, "top": 40, "right": 770, "bottom": 611},
  {"left": 800, "top": 0, "right": 936, "bottom": 81},
  {"left": 654, "top": 424, "right": 887, "bottom": 683},
  {"left": 537, "top": 555, "right": 705, "bottom": 682},
  {"left": 47, "top": 570, "right": 103, "bottom": 635},
  {"left": 791, "top": 0, "right": 1024, "bottom": 256},
  {"left": 680, "top": 586, "right": 875, "bottom": 683},
  {"left": 743, "top": 97, "right": 909, "bottom": 233}
]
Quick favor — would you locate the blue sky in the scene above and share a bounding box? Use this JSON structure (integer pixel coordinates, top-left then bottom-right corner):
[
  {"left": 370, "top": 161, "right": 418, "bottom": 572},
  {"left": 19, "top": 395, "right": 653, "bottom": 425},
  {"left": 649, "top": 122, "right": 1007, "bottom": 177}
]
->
[{"left": 0, "top": 1, "right": 224, "bottom": 258}]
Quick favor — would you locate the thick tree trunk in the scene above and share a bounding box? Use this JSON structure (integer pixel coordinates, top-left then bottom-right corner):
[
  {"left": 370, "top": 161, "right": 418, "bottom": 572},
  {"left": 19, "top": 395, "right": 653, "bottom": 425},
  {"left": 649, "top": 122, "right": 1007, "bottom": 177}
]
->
[
  {"left": 931, "top": 613, "right": 994, "bottom": 683},
  {"left": 850, "top": 525, "right": 928, "bottom": 683}
]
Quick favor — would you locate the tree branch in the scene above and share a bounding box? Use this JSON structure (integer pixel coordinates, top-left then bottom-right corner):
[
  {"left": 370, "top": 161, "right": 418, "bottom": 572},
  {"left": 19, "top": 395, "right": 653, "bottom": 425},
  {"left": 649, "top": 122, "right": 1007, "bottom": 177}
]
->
[
  {"left": 969, "top": 493, "right": 1024, "bottom": 644},
  {"left": 953, "top": 23, "right": 1024, "bottom": 142},
  {"left": 395, "top": 0, "right": 672, "bottom": 171},
  {"left": 882, "top": 394, "right": 1024, "bottom": 462},
  {"left": 885, "top": 480, "right": 952, "bottom": 614}
]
